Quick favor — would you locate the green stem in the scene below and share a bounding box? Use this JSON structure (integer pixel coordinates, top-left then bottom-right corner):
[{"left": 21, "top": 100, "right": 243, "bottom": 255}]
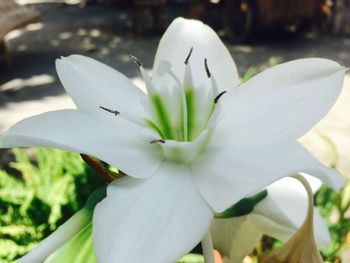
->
[{"left": 201, "top": 232, "right": 215, "bottom": 263}]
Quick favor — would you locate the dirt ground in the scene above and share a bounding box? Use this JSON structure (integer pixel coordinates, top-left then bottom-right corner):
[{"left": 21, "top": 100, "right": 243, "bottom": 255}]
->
[{"left": 0, "top": 2, "right": 350, "bottom": 177}]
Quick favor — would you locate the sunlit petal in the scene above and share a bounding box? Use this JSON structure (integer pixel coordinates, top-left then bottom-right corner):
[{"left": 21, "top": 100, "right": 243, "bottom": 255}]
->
[
  {"left": 153, "top": 17, "right": 239, "bottom": 92},
  {"left": 192, "top": 141, "right": 344, "bottom": 212},
  {"left": 93, "top": 162, "right": 213, "bottom": 263},
  {"left": 0, "top": 110, "right": 162, "bottom": 178},
  {"left": 56, "top": 55, "right": 146, "bottom": 115},
  {"left": 220, "top": 58, "right": 346, "bottom": 141}
]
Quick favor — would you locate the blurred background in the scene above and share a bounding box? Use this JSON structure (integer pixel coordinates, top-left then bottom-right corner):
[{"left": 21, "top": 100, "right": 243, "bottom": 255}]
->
[{"left": 0, "top": 0, "right": 350, "bottom": 262}]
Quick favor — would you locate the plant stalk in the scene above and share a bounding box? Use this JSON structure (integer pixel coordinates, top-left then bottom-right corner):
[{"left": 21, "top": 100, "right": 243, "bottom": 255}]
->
[{"left": 201, "top": 232, "right": 215, "bottom": 263}]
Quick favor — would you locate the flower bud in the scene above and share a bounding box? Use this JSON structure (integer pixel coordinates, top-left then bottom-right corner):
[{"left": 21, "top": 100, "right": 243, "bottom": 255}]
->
[{"left": 259, "top": 175, "right": 323, "bottom": 263}]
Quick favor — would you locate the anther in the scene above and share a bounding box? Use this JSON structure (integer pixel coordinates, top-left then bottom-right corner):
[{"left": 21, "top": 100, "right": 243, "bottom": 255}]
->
[
  {"left": 128, "top": 55, "right": 143, "bottom": 68},
  {"left": 204, "top": 58, "right": 211, "bottom": 78},
  {"left": 150, "top": 139, "right": 165, "bottom": 144},
  {"left": 184, "top": 47, "right": 193, "bottom": 65},
  {"left": 99, "top": 106, "right": 120, "bottom": 116},
  {"left": 214, "top": 90, "right": 227, "bottom": 104}
]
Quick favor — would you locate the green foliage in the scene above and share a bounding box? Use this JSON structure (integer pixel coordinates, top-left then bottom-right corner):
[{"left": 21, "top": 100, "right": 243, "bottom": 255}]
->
[
  {"left": 0, "top": 148, "right": 103, "bottom": 262},
  {"left": 242, "top": 66, "right": 257, "bottom": 83},
  {"left": 313, "top": 134, "right": 350, "bottom": 261},
  {"left": 315, "top": 183, "right": 350, "bottom": 261}
]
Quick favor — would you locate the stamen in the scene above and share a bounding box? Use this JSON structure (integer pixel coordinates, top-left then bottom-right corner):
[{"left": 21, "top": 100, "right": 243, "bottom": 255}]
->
[
  {"left": 140, "top": 67, "right": 156, "bottom": 95},
  {"left": 210, "top": 75, "right": 219, "bottom": 97},
  {"left": 168, "top": 70, "right": 182, "bottom": 87},
  {"left": 129, "top": 55, "right": 155, "bottom": 95},
  {"left": 150, "top": 139, "right": 165, "bottom": 144},
  {"left": 128, "top": 54, "right": 143, "bottom": 68},
  {"left": 184, "top": 47, "right": 193, "bottom": 65},
  {"left": 214, "top": 90, "right": 227, "bottom": 104},
  {"left": 99, "top": 106, "right": 120, "bottom": 116},
  {"left": 204, "top": 58, "right": 211, "bottom": 78},
  {"left": 158, "top": 61, "right": 182, "bottom": 87}
]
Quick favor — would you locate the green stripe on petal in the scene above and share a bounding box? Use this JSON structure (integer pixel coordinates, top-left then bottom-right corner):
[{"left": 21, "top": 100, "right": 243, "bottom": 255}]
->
[
  {"left": 185, "top": 89, "right": 195, "bottom": 141},
  {"left": 145, "top": 119, "right": 166, "bottom": 139},
  {"left": 177, "top": 97, "right": 185, "bottom": 141},
  {"left": 43, "top": 188, "right": 106, "bottom": 263},
  {"left": 45, "top": 223, "right": 97, "bottom": 263},
  {"left": 151, "top": 94, "right": 174, "bottom": 139}
]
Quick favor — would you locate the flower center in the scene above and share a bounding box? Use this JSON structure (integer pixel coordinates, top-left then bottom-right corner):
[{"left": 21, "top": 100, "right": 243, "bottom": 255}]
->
[
  {"left": 146, "top": 52, "right": 222, "bottom": 142},
  {"left": 142, "top": 49, "right": 225, "bottom": 162},
  {"left": 100, "top": 50, "right": 226, "bottom": 163}
]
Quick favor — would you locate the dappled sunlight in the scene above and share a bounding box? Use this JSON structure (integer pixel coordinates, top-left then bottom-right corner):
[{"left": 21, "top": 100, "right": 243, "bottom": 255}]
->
[
  {"left": 0, "top": 74, "right": 55, "bottom": 92},
  {"left": 0, "top": 95, "right": 75, "bottom": 133},
  {"left": 5, "top": 22, "right": 43, "bottom": 41},
  {"left": 26, "top": 22, "right": 43, "bottom": 31},
  {"left": 90, "top": 29, "right": 101, "bottom": 38},
  {"left": 232, "top": 45, "right": 254, "bottom": 54},
  {"left": 58, "top": 31, "right": 73, "bottom": 40}
]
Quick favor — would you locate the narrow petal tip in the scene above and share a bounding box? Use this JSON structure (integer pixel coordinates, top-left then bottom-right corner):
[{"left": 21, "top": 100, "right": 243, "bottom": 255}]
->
[
  {"left": 55, "top": 56, "right": 67, "bottom": 67},
  {"left": 56, "top": 54, "right": 84, "bottom": 66},
  {"left": 171, "top": 17, "right": 205, "bottom": 27},
  {"left": 57, "top": 55, "right": 67, "bottom": 61}
]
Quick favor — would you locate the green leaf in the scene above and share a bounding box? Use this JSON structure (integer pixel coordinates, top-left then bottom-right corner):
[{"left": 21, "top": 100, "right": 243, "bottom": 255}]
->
[
  {"left": 216, "top": 190, "right": 268, "bottom": 218},
  {"left": 242, "top": 66, "right": 257, "bottom": 83}
]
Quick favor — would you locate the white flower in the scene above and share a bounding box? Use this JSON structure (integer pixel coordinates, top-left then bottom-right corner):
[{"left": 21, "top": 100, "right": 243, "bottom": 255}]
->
[
  {"left": 211, "top": 175, "right": 329, "bottom": 263},
  {"left": 0, "top": 17, "right": 346, "bottom": 262}
]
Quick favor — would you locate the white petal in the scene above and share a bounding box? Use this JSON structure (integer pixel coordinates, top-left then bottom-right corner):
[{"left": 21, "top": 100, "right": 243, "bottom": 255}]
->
[
  {"left": 220, "top": 58, "right": 346, "bottom": 141},
  {"left": 153, "top": 17, "right": 239, "bottom": 91},
  {"left": 0, "top": 110, "right": 162, "bottom": 178},
  {"left": 250, "top": 177, "right": 330, "bottom": 248},
  {"left": 211, "top": 217, "right": 262, "bottom": 263},
  {"left": 18, "top": 209, "right": 91, "bottom": 263},
  {"left": 56, "top": 55, "right": 145, "bottom": 114},
  {"left": 93, "top": 162, "right": 213, "bottom": 263},
  {"left": 192, "top": 141, "right": 344, "bottom": 213}
]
